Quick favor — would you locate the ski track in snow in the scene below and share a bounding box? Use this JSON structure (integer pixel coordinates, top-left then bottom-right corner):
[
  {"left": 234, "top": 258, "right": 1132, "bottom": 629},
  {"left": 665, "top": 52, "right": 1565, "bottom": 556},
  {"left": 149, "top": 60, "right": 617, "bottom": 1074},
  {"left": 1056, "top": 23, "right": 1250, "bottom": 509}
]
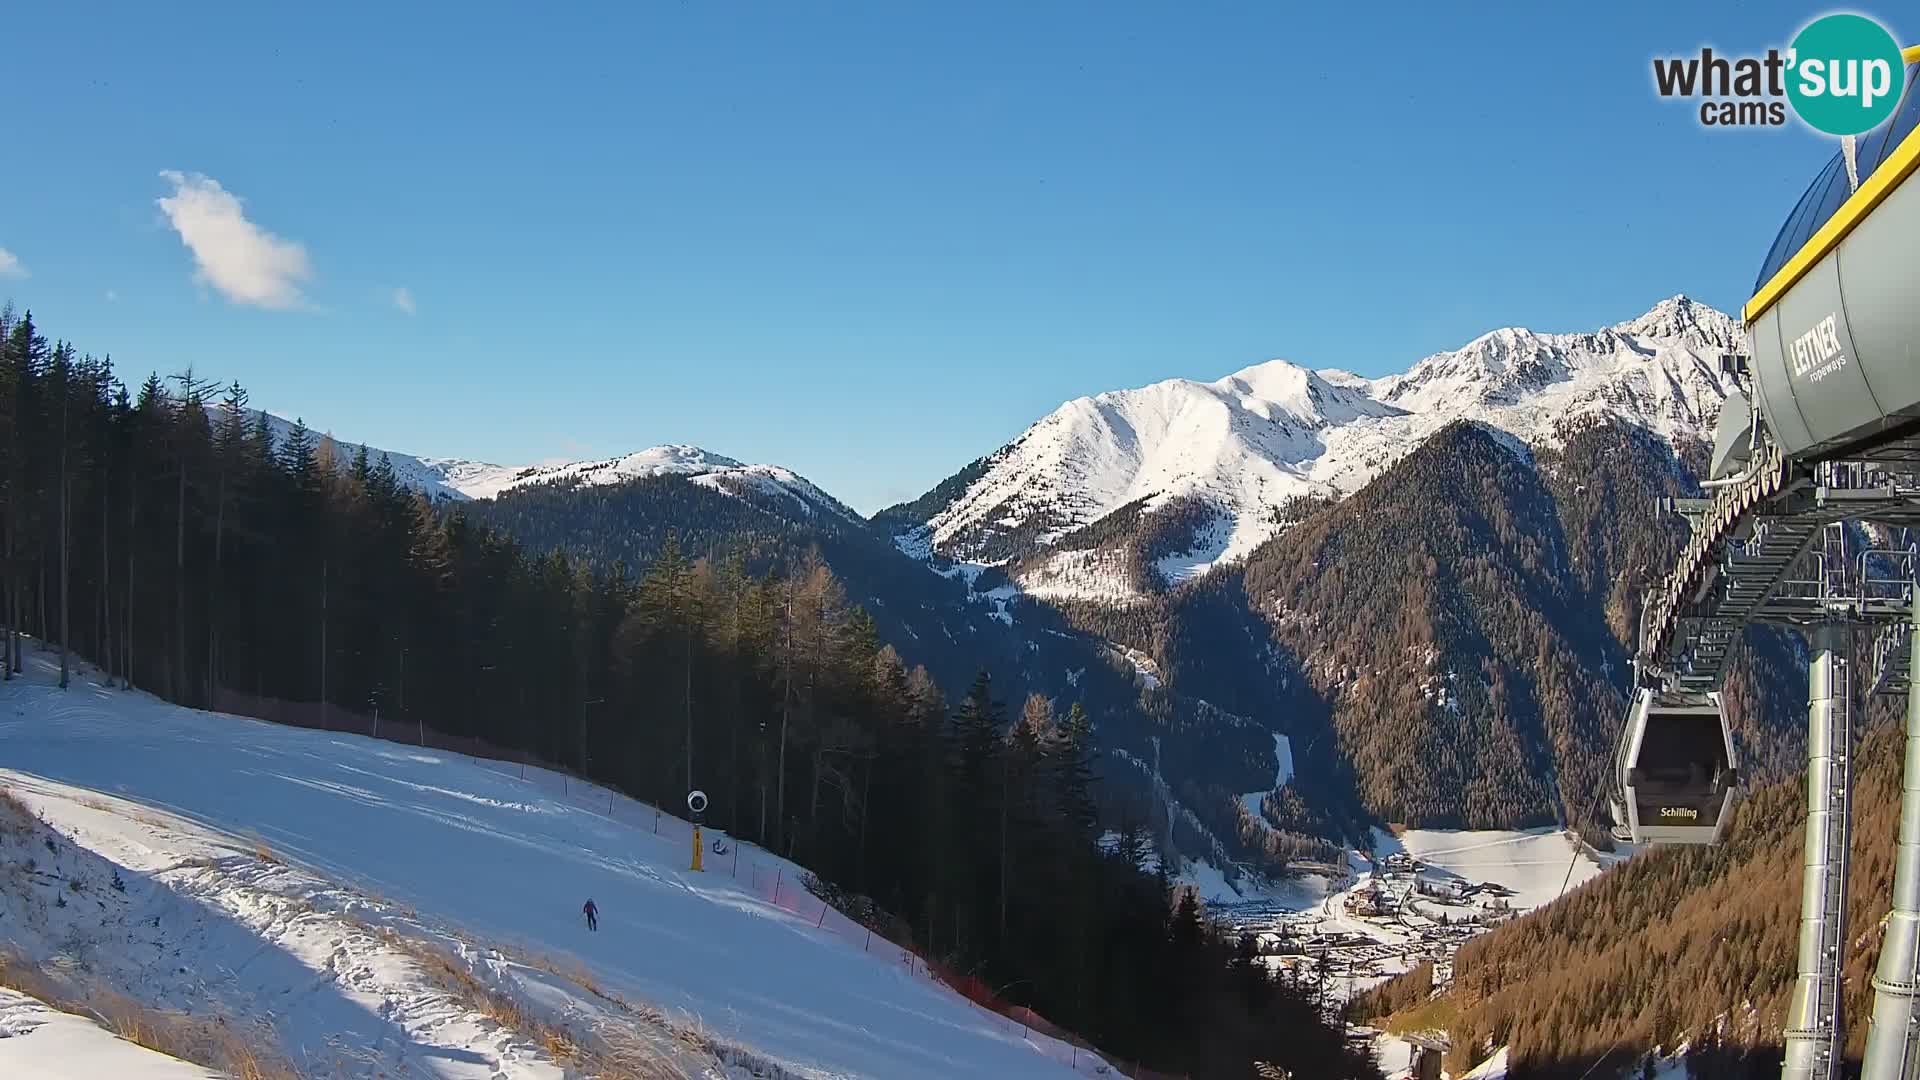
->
[
  {"left": 1236, "top": 733, "right": 1294, "bottom": 834},
  {"left": 0, "top": 651, "right": 1104, "bottom": 1079}
]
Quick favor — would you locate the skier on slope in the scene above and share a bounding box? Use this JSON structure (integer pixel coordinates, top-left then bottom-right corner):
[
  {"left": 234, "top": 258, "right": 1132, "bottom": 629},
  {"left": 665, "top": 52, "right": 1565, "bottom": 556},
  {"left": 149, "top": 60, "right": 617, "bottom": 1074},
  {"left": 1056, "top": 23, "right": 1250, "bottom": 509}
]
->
[{"left": 583, "top": 898, "right": 598, "bottom": 932}]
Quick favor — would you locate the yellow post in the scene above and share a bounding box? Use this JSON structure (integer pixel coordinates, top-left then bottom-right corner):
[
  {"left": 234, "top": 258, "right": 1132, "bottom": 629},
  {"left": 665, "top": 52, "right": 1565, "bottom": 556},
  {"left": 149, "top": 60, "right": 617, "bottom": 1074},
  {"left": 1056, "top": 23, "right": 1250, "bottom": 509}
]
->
[{"left": 691, "top": 824, "right": 704, "bottom": 872}]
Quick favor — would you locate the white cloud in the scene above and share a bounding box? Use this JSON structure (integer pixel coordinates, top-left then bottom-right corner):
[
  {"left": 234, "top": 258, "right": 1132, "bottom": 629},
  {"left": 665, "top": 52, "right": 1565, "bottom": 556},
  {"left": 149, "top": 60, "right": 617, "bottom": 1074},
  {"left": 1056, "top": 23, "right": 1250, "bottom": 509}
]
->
[
  {"left": 156, "top": 171, "right": 311, "bottom": 309},
  {"left": 0, "top": 248, "right": 26, "bottom": 278},
  {"left": 391, "top": 286, "right": 416, "bottom": 315}
]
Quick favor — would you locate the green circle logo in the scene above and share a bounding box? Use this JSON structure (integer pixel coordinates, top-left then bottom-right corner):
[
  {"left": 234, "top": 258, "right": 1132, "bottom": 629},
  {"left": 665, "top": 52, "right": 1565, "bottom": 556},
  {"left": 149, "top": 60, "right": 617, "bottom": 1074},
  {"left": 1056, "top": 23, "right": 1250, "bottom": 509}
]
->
[{"left": 1787, "top": 14, "right": 1906, "bottom": 136}]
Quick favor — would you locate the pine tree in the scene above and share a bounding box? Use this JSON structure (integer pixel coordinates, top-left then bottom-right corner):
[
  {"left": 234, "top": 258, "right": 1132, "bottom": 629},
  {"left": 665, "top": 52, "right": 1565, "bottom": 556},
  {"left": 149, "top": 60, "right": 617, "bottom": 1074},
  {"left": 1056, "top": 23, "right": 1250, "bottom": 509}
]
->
[
  {"left": 1056, "top": 702, "right": 1100, "bottom": 845},
  {"left": 279, "top": 419, "right": 316, "bottom": 486},
  {"left": 51, "top": 343, "right": 74, "bottom": 688},
  {"left": 4, "top": 312, "right": 49, "bottom": 675},
  {"left": 0, "top": 303, "right": 14, "bottom": 679},
  {"left": 207, "top": 381, "right": 249, "bottom": 699},
  {"left": 636, "top": 530, "right": 701, "bottom": 797},
  {"left": 168, "top": 368, "right": 215, "bottom": 703}
]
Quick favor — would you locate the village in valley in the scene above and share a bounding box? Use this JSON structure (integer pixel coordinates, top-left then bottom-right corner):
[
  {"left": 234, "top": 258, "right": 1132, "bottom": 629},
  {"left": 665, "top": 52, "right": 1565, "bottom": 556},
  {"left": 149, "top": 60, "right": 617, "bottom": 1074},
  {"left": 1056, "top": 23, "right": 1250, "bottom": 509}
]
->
[
  {"left": 1217, "top": 847, "right": 1517, "bottom": 998},
  {"left": 1188, "top": 827, "right": 1625, "bottom": 1079}
]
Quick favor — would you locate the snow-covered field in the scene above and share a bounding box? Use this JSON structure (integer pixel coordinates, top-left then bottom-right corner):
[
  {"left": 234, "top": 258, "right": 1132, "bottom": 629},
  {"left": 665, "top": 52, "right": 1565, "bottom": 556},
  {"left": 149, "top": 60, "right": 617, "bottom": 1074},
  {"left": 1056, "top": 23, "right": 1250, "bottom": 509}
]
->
[
  {"left": 1229, "top": 826, "right": 1610, "bottom": 928},
  {"left": 1374, "top": 827, "right": 1615, "bottom": 912},
  {"left": 0, "top": 988, "right": 218, "bottom": 1079},
  {"left": 1342, "top": 830, "right": 1638, "bottom": 1079},
  {"left": 0, "top": 649, "right": 1106, "bottom": 1078},
  {"left": 1209, "top": 823, "right": 1630, "bottom": 1037}
]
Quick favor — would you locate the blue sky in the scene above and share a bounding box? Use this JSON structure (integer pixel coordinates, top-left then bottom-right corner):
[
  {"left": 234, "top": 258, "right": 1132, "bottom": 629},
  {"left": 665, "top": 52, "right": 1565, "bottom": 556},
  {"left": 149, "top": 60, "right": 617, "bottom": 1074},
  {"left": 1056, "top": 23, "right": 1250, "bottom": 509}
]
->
[{"left": 0, "top": 2, "right": 1892, "bottom": 512}]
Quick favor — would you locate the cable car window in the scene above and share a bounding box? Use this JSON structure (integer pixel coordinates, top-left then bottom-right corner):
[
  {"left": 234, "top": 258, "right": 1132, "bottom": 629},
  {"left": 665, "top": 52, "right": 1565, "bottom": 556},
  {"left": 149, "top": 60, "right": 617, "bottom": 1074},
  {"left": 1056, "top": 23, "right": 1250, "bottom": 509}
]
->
[{"left": 1634, "top": 711, "right": 1727, "bottom": 792}]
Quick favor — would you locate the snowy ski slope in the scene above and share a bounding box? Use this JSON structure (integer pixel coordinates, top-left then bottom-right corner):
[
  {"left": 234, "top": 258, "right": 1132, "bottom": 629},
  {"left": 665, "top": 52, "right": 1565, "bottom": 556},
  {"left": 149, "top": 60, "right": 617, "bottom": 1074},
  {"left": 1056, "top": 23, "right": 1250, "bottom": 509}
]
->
[
  {"left": 0, "top": 650, "right": 1104, "bottom": 1078},
  {"left": 0, "top": 989, "right": 218, "bottom": 1079}
]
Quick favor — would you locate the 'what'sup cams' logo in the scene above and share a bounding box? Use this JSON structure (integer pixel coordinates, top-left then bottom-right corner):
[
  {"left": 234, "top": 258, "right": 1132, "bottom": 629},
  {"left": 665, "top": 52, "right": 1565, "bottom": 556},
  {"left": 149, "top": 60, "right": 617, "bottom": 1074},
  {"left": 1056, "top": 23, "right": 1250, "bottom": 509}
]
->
[{"left": 1653, "top": 12, "right": 1906, "bottom": 134}]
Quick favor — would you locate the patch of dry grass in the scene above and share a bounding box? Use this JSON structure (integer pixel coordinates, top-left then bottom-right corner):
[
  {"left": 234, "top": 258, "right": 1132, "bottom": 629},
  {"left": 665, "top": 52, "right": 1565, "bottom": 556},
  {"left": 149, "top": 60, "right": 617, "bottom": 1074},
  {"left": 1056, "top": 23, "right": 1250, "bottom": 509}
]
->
[
  {"left": 382, "top": 930, "right": 706, "bottom": 1079},
  {"left": 246, "top": 833, "right": 281, "bottom": 865},
  {"left": 0, "top": 949, "right": 300, "bottom": 1080},
  {"left": 75, "top": 793, "right": 167, "bottom": 832},
  {"left": 592, "top": 1020, "right": 715, "bottom": 1080},
  {"left": 519, "top": 949, "right": 603, "bottom": 998},
  {"left": 383, "top": 931, "right": 539, "bottom": 1040},
  {"left": 0, "top": 787, "right": 35, "bottom": 835},
  {"left": 1381, "top": 993, "right": 1461, "bottom": 1037}
]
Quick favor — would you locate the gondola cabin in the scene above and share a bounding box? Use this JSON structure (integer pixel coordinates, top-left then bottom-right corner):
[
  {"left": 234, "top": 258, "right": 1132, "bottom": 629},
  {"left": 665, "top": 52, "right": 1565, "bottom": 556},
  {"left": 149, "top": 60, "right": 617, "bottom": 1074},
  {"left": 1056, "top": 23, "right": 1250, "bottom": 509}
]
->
[{"left": 1616, "top": 689, "right": 1739, "bottom": 845}]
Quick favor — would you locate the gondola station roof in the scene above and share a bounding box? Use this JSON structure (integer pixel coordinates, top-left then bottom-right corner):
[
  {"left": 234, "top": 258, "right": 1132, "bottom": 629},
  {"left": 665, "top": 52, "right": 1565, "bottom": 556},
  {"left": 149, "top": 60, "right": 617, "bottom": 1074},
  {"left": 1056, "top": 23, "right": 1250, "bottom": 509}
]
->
[
  {"left": 1744, "top": 45, "right": 1920, "bottom": 464},
  {"left": 1751, "top": 50, "right": 1920, "bottom": 316}
]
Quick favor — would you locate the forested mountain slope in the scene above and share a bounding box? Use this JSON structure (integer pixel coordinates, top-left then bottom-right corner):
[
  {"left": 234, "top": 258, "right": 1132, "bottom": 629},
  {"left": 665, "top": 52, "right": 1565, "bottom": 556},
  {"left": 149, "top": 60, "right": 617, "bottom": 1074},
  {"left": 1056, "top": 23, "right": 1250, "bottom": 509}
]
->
[
  {"left": 1112, "top": 418, "right": 1808, "bottom": 833},
  {"left": 1360, "top": 709, "right": 1906, "bottom": 1078},
  {"left": 1241, "top": 421, "right": 1596, "bottom": 827},
  {"left": 207, "top": 299, "right": 1794, "bottom": 840},
  {"left": 0, "top": 306, "right": 1376, "bottom": 1079},
  {"left": 463, "top": 470, "right": 1357, "bottom": 873},
  {"left": 5, "top": 290, "right": 1807, "bottom": 847}
]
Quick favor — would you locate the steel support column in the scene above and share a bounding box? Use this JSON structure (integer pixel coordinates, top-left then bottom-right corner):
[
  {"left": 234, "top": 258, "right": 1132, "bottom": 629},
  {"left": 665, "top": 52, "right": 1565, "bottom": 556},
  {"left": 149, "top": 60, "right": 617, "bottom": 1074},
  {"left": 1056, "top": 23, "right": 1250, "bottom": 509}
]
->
[
  {"left": 1784, "top": 623, "right": 1855, "bottom": 1080},
  {"left": 1864, "top": 592, "right": 1920, "bottom": 1079}
]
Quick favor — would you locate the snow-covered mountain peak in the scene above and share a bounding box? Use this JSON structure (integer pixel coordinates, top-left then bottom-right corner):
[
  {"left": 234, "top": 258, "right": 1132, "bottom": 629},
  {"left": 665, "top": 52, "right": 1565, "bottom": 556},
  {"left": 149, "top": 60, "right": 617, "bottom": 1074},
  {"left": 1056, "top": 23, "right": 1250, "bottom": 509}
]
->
[
  {"left": 1613, "top": 293, "right": 1729, "bottom": 339},
  {"left": 915, "top": 361, "right": 1414, "bottom": 575},
  {"left": 1313, "top": 367, "right": 1376, "bottom": 392},
  {"left": 504, "top": 444, "right": 747, "bottom": 488},
  {"left": 1210, "top": 359, "right": 1405, "bottom": 428},
  {"left": 244, "top": 412, "right": 856, "bottom": 522},
  {"left": 425, "top": 442, "right": 860, "bottom": 521},
  {"left": 1373, "top": 295, "right": 1738, "bottom": 421},
  {"left": 613, "top": 444, "right": 747, "bottom": 473},
  {"left": 902, "top": 296, "right": 1742, "bottom": 600}
]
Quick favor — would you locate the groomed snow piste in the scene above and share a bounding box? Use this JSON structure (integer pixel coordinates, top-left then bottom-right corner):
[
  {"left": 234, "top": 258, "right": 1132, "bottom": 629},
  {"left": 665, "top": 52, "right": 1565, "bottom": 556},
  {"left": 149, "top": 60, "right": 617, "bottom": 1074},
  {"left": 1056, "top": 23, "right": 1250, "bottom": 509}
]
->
[{"left": 0, "top": 649, "right": 1106, "bottom": 1079}]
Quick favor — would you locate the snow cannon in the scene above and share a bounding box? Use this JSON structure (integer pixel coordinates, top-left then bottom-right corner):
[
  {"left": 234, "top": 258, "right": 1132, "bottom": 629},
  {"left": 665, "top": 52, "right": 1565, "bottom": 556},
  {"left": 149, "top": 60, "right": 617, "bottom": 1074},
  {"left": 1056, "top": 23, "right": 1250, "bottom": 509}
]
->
[{"left": 688, "top": 790, "right": 708, "bottom": 872}]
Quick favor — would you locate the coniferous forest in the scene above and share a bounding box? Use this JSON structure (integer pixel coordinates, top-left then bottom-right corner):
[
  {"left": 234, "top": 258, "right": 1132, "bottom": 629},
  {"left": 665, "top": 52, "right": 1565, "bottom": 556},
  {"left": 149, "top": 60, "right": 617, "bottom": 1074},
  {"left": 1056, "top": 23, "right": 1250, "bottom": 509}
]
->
[
  {"left": 0, "top": 306, "right": 1380, "bottom": 1078},
  {"left": 1355, "top": 710, "right": 1908, "bottom": 1077}
]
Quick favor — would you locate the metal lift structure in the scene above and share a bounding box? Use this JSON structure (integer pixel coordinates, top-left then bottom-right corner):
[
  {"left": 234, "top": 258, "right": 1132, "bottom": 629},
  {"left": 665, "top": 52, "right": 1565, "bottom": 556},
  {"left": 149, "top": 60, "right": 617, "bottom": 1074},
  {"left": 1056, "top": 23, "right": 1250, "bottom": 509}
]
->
[{"left": 1610, "top": 45, "right": 1920, "bottom": 1080}]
